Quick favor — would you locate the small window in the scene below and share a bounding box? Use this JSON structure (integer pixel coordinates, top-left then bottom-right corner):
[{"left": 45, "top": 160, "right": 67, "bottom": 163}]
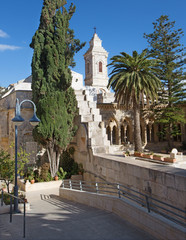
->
[
  {"left": 75, "top": 78, "right": 78, "bottom": 82},
  {"left": 99, "top": 61, "right": 102, "bottom": 72}
]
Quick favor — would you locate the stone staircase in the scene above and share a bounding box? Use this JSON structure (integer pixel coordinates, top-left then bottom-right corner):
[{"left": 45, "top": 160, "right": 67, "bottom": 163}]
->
[
  {"left": 75, "top": 89, "right": 111, "bottom": 154},
  {"left": 109, "top": 145, "right": 124, "bottom": 153}
]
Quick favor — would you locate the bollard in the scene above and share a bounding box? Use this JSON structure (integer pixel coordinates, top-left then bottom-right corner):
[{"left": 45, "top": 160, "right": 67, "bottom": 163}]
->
[
  {"left": 80, "top": 181, "right": 83, "bottom": 191},
  {"left": 96, "top": 182, "right": 99, "bottom": 193},
  {"left": 69, "top": 180, "right": 72, "bottom": 189},
  {"left": 117, "top": 184, "right": 121, "bottom": 198}
]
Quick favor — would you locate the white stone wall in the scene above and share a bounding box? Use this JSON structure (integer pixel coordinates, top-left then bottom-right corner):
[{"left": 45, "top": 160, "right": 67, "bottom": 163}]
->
[
  {"left": 71, "top": 70, "right": 84, "bottom": 90},
  {"left": 84, "top": 33, "right": 109, "bottom": 90}
]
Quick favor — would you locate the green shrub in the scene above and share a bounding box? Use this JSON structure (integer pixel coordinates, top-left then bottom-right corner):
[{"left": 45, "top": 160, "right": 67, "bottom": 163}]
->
[{"left": 57, "top": 167, "right": 67, "bottom": 180}]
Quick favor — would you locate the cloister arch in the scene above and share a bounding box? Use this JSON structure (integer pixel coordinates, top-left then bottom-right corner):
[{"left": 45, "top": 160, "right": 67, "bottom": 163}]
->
[
  {"left": 106, "top": 118, "right": 119, "bottom": 145},
  {"left": 120, "top": 117, "right": 133, "bottom": 144}
]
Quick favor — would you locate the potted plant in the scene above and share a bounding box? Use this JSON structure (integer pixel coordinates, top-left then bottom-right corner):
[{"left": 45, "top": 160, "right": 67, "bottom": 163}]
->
[
  {"left": 57, "top": 167, "right": 67, "bottom": 180},
  {"left": 1, "top": 183, "right": 7, "bottom": 192},
  {"left": 143, "top": 152, "right": 154, "bottom": 159},
  {"left": 134, "top": 151, "right": 143, "bottom": 157},
  {"left": 164, "top": 157, "right": 176, "bottom": 163},
  {"left": 153, "top": 154, "right": 164, "bottom": 161},
  {"left": 54, "top": 175, "right": 58, "bottom": 181},
  {"left": 27, "top": 173, "right": 35, "bottom": 184},
  {"left": 123, "top": 150, "right": 130, "bottom": 157}
]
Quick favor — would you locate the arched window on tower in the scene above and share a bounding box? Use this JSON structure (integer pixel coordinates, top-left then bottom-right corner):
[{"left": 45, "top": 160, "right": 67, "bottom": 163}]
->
[{"left": 99, "top": 61, "right": 102, "bottom": 73}]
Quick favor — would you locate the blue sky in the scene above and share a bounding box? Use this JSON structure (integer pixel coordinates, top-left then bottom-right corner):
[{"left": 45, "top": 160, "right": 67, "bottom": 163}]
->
[{"left": 0, "top": 0, "right": 186, "bottom": 87}]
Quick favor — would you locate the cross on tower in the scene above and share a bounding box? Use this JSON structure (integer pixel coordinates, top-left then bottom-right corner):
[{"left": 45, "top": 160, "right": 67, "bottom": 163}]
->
[{"left": 94, "top": 27, "right": 96, "bottom": 34}]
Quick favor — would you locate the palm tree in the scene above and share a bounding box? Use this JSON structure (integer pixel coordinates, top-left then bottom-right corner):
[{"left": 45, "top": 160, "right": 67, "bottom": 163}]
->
[{"left": 107, "top": 50, "right": 161, "bottom": 152}]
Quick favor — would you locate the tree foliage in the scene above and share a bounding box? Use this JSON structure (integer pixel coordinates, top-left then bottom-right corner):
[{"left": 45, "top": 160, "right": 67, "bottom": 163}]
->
[
  {"left": 144, "top": 15, "right": 186, "bottom": 148},
  {"left": 108, "top": 50, "right": 161, "bottom": 152},
  {"left": 0, "top": 148, "right": 29, "bottom": 192},
  {"left": 30, "top": 0, "right": 85, "bottom": 177}
]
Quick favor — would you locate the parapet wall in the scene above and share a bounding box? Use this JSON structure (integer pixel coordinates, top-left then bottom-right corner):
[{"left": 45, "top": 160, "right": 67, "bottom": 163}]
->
[{"left": 83, "top": 154, "right": 186, "bottom": 210}]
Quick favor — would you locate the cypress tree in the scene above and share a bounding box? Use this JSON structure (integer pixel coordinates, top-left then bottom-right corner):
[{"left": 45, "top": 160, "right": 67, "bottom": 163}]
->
[
  {"left": 30, "top": 0, "right": 85, "bottom": 177},
  {"left": 144, "top": 15, "right": 186, "bottom": 149}
]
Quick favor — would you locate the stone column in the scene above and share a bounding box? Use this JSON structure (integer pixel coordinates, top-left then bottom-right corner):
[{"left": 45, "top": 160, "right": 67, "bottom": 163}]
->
[
  {"left": 124, "top": 125, "right": 127, "bottom": 143},
  {"left": 118, "top": 124, "right": 121, "bottom": 145},
  {"left": 110, "top": 126, "right": 113, "bottom": 145},
  {"left": 144, "top": 125, "right": 147, "bottom": 145},
  {"left": 149, "top": 124, "right": 152, "bottom": 142}
]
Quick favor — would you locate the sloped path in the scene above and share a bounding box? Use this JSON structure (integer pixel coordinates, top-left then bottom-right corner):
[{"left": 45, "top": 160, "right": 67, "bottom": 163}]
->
[{"left": 0, "top": 188, "right": 156, "bottom": 240}]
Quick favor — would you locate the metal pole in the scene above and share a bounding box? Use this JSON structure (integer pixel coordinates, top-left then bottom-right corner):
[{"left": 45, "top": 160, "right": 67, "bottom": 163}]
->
[
  {"left": 117, "top": 184, "right": 121, "bottom": 198},
  {"left": 96, "top": 182, "right": 98, "bottom": 193},
  {"left": 14, "top": 125, "right": 19, "bottom": 212},
  {"left": 10, "top": 196, "right": 12, "bottom": 223},
  {"left": 1, "top": 190, "right": 3, "bottom": 206},
  {"left": 145, "top": 195, "right": 151, "bottom": 213},
  {"left": 80, "top": 181, "right": 82, "bottom": 191},
  {"left": 69, "top": 180, "right": 72, "bottom": 189},
  {"left": 23, "top": 201, "right": 26, "bottom": 238}
]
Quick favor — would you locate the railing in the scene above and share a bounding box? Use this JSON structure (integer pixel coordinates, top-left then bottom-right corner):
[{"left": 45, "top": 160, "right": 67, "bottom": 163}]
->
[
  {"left": 0, "top": 189, "right": 26, "bottom": 238},
  {"left": 61, "top": 179, "right": 186, "bottom": 227}
]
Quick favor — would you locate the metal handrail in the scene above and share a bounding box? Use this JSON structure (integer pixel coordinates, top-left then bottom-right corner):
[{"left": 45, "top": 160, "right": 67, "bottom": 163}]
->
[
  {"left": 0, "top": 189, "right": 26, "bottom": 238},
  {"left": 61, "top": 179, "right": 186, "bottom": 227}
]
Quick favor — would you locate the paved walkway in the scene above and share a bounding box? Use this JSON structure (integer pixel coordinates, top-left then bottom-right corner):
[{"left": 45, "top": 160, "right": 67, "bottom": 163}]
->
[{"left": 0, "top": 188, "right": 156, "bottom": 240}]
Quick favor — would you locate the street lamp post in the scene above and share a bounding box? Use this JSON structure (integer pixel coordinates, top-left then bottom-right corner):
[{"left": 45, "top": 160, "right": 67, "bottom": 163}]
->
[{"left": 12, "top": 98, "right": 40, "bottom": 212}]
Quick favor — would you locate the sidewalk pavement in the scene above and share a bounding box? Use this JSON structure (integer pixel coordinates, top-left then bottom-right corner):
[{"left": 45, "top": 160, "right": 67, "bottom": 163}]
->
[{"left": 0, "top": 188, "right": 156, "bottom": 240}]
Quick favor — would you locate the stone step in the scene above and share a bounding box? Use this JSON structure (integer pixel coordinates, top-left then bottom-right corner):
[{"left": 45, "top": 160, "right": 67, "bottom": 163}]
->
[
  {"left": 88, "top": 101, "right": 97, "bottom": 108},
  {"left": 88, "top": 121, "right": 100, "bottom": 128},
  {"left": 92, "top": 146, "right": 109, "bottom": 154},
  {"left": 90, "top": 136, "right": 108, "bottom": 146},
  {"left": 109, "top": 145, "right": 124, "bottom": 153},
  {"left": 78, "top": 108, "right": 90, "bottom": 115},
  {"left": 76, "top": 94, "right": 85, "bottom": 101},
  {"left": 77, "top": 100, "right": 89, "bottom": 108},
  {"left": 81, "top": 115, "right": 93, "bottom": 122},
  {"left": 75, "top": 89, "right": 84, "bottom": 95},
  {"left": 93, "top": 114, "right": 102, "bottom": 122},
  {"left": 84, "top": 95, "right": 94, "bottom": 102},
  {"left": 90, "top": 108, "right": 100, "bottom": 115},
  {"left": 88, "top": 128, "right": 102, "bottom": 138}
]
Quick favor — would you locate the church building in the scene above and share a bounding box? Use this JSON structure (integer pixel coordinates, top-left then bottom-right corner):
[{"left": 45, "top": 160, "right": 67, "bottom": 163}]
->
[{"left": 0, "top": 33, "right": 186, "bottom": 163}]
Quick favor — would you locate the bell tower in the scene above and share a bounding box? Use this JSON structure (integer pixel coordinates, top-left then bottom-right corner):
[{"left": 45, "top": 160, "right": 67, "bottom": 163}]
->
[{"left": 84, "top": 33, "right": 109, "bottom": 91}]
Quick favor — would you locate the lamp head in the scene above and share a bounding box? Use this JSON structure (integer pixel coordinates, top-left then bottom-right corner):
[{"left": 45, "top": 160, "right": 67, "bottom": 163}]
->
[
  {"left": 29, "top": 113, "right": 40, "bottom": 126},
  {"left": 12, "top": 115, "right": 24, "bottom": 126}
]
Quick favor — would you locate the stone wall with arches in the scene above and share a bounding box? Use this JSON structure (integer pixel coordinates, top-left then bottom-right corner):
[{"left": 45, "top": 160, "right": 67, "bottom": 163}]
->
[
  {"left": 98, "top": 103, "right": 135, "bottom": 146},
  {"left": 98, "top": 102, "right": 186, "bottom": 151}
]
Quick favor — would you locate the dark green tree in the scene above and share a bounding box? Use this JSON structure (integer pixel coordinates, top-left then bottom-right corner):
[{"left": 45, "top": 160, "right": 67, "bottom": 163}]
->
[
  {"left": 30, "top": 0, "right": 85, "bottom": 177},
  {"left": 144, "top": 15, "right": 186, "bottom": 148},
  {"left": 108, "top": 50, "right": 161, "bottom": 152}
]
